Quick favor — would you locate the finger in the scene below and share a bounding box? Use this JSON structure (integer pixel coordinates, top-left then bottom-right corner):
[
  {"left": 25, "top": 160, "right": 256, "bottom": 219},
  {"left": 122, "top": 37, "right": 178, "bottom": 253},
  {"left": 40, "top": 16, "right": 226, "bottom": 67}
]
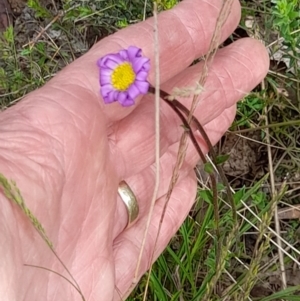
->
[
  {"left": 111, "top": 38, "right": 269, "bottom": 178},
  {"left": 88, "top": 0, "right": 241, "bottom": 84},
  {"left": 112, "top": 103, "right": 236, "bottom": 237},
  {"left": 113, "top": 171, "right": 197, "bottom": 300},
  {"left": 44, "top": 0, "right": 241, "bottom": 123}
]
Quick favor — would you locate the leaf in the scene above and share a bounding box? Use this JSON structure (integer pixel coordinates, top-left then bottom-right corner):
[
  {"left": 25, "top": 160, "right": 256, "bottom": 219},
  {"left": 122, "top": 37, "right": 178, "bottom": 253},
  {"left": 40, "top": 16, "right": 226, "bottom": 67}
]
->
[
  {"left": 259, "top": 285, "right": 300, "bottom": 301},
  {"left": 215, "top": 154, "right": 230, "bottom": 165},
  {"left": 204, "top": 162, "right": 214, "bottom": 174},
  {"left": 199, "top": 189, "right": 213, "bottom": 204}
]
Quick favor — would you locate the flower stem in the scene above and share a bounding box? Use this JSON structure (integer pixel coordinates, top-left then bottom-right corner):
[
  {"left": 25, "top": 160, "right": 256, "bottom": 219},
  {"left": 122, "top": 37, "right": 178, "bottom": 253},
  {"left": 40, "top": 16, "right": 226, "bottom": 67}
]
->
[
  {"left": 149, "top": 86, "right": 236, "bottom": 222},
  {"left": 148, "top": 86, "right": 239, "bottom": 292}
]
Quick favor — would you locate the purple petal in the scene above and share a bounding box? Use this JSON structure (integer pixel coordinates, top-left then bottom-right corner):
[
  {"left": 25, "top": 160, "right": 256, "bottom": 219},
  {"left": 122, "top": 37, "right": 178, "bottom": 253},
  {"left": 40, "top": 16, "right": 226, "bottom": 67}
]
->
[
  {"left": 101, "top": 84, "right": 114, "bottom": 97},
  {"left": 118, "top": 92, "right": 127, "bottom": 104},
  {"left": 100, "top": 54, "right": 124, "bottom": 68},
  {"left": 107, "top": 91, "right": 117, "bottom": 103},
  {"left": 119, "top": 49, "right": 129, "bottom": 60},
  {"left": 127, "top": 46, "right": 142, "bottom": 60},
  {"left": 98, "top": 56, "right": 109, "bottom": 68},
  {"left": 141, "top": 61, "right": 150, "bottom": 72},
  {"left": 121, "top": 97, "right": 135, "bottom": 107},
  {"left": 112, "top": 90, "right": 120, "bottom": 100},
  {"left": 103, "top": 92, "right": 116, "bottom": 104},
  {"left": 103, "top": 97, "right": 114, "bottom": 104},
  {"left": 105, "top": 59, "right": 120, "bottom": 70},
  {"left": 107, "top": 54, "right": 124, "bottom": 63},
  {"left": 100, "top": 68, "right": 112, "bottom": 77},
  {"left": 135, "top": 81, "right": 150, "bottom": 94},
  {"left": 127, "top": 83, "right": 140, "bottom": 99},
  {"left": 132, "top": 57, "right": 150, "bottom": 73},
  {"left": 100, "top": 72, "right": 112, "bottom": 85},
  {"left": 136, "top": 70, "right": 148, "bottom": 81}
]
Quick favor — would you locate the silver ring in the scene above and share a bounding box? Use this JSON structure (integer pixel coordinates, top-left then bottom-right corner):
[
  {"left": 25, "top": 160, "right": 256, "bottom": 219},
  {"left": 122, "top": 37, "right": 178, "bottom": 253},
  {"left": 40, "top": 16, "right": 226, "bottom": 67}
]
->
[{"left": 118, "top": 180, "right": 139, "bottom": 229}]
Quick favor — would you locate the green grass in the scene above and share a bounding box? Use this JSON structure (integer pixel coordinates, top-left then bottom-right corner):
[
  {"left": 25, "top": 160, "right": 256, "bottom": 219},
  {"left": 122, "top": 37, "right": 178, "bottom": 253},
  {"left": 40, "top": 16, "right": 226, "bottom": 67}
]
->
[{"left": 1, "top": 0, "right": 300, "bottom": 300}]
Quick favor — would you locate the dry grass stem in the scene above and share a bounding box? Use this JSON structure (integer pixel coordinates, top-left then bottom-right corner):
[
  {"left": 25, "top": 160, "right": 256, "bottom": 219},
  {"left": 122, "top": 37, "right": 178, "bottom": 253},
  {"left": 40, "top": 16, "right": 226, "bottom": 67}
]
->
[
  {"left": 129, "top": 2, "right": 161, "bottom": 299},
  {"left": 263, "top": 78, "right": 287, "bottom": 289},
  {"left": 23, "top": 13, "right": 63, "bottom": 48},
  {"left": 163, "top": 0, "right": 236, "bottom": 226},
  {"left": 0, "top": 174, "right": 86, "bottom": 300},
  {"left": 168, "top": 0, "right": 224, "bottom": 189},
  {"left": 240, "top": 181, "right": 287, "bottom": 300}
]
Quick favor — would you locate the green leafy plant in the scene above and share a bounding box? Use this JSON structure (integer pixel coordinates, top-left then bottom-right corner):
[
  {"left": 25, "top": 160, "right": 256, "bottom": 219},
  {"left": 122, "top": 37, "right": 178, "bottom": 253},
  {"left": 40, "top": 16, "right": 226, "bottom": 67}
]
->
[
  {"left": 27, "top": 0, "right": 52, "bottom": 18},
  {"left": 234, "top": 92, "right": 267, "bottom": 128},
  {"left": 271, "top": 0, "right": 300, "bottom": 47}
]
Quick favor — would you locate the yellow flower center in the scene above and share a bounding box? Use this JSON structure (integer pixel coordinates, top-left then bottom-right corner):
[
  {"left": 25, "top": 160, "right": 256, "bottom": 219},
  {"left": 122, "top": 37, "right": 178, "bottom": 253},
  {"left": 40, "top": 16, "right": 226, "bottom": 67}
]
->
[{"left": 111, "top": 62, "right": 136, "bottom": 91}]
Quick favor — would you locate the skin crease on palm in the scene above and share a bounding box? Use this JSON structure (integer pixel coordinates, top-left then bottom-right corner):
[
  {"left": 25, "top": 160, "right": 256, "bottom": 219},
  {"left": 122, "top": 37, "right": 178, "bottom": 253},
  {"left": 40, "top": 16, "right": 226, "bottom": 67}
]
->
[{"left": 0, "top": 0, "right": 269, "bottom": 300}]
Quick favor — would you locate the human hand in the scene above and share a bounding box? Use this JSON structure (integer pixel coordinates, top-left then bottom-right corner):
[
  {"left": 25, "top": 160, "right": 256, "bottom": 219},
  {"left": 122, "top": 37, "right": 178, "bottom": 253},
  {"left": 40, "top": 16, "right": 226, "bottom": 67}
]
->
[{"left": 0, "top": 0, "right": 269, "bottom": 300}]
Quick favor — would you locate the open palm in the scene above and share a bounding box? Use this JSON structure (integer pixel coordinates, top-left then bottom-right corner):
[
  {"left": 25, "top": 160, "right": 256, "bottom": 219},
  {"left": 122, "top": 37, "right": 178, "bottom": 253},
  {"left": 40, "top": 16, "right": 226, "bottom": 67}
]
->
[{"left": 0, "top": 0, "right": 269, "bottom": 300}]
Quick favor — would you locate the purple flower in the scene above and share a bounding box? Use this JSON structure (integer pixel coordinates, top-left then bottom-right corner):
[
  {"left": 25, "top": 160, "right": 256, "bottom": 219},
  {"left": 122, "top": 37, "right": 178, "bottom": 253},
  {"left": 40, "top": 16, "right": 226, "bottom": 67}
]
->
[{"left": 97, "top": 46, "right": 150, "bottom": 107}]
